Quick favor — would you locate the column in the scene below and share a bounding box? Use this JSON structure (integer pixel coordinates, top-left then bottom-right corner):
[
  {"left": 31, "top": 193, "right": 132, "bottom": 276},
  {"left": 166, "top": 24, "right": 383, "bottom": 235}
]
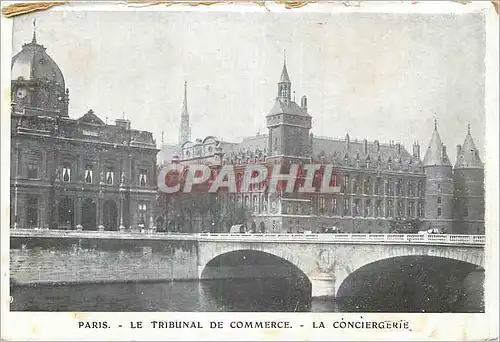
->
[
  {"left": 148, "top": 203, "right": 156, "bottom": 231},
  {"left": 97, "top": 196, "right": 104, "bottom": 230},
  {"left": 53, "top": 197, "right": 60, "bottom": 229},
  {"left": 119, "top": 194, "right": 126, "bottom": 231},
  {"left": 75, "top": 196, "right": 82, "bottom": 230},
  {"left": 128, "top": 153, "right": 133, "bottom": 187},
  {"left": 78, "top": 154, "right": 84, "bottom": 183},
  {"left": 39, "top": 193, "right": 47, "bottom": 229},
  {"left": 13, "top": 142, "right": 21, "bottom": 229}
]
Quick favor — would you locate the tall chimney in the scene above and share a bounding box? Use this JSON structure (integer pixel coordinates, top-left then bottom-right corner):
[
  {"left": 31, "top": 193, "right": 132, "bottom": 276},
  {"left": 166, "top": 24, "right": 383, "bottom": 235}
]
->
[
  {"left": 363, "top": 139, "right": 368, "bottom": 154},
  {"left": 301, "top": 95, "right": 308, "bottom": 111},
  {"left": 374, "top": 140, "right": 380, "bottom": 152},
  {"left": 345, "top": 133, "right": 350, "bottom": 150},
  {"left": 456, "top": 144, "right": 462, "bottom": 156}
]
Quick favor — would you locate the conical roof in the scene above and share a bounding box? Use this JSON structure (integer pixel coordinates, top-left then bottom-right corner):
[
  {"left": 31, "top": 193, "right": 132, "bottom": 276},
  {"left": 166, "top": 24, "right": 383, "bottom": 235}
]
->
[
  {"left": 422, "top": 121, "right": 451, "bottom": 167},
  {"left": 279, "top": 62, "right": 291, "bottom": 83},
  {"left": 455, "top": 125, "right": 483, "bottom": 169}
]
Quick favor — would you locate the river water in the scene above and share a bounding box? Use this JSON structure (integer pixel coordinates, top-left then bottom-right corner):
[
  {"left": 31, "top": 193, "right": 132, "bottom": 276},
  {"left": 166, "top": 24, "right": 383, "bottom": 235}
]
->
[{"left": 10, "top": 273, "right": 484, "bottom": 312}]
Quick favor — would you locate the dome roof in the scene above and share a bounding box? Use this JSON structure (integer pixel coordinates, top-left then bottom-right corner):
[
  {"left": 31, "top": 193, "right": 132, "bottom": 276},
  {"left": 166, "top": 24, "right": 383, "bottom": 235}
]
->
[{"left": 11, "top": 34, "right": 65, "bottom": 90}]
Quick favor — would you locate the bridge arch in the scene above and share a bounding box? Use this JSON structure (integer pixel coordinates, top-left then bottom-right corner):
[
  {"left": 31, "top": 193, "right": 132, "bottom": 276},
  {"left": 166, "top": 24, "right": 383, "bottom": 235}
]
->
[
  {"left": 197, "top": 238, "right": 484, "bottom": 301},
  {"left": 200, "top": 248, "right": 310, "bottom": 282},
  {"left": 335, "top": 255, "right": 484, "bottom": 312},
  {"left": 327, "top": 244, "right": 484, "bottom": 299}
]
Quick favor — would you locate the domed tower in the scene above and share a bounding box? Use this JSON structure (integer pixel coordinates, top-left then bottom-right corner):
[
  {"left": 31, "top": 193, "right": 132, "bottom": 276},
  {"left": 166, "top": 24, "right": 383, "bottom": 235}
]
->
[
  {"left": 11, "top": 22, "right": 69, "bottom": 117},
  {"left": 422, "top": 120, "right": 454, "bottom": 233},
  {"left": 453, "top": 125, "right": 484, "bottom": 234},
  {"left": 266, "top": 54, "right": 312, "bottom": 165}
]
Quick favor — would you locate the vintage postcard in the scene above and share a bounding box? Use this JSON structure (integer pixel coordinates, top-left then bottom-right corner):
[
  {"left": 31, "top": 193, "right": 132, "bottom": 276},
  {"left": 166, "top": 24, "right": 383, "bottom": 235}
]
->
[{"left": 1, "top": 1, "right": 498, "bottom": 341}]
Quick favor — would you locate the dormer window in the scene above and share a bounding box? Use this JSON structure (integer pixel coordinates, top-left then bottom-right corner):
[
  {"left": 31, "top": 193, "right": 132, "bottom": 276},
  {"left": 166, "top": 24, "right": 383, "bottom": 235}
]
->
[
  {"left": 62, "top": 163, "right": 71, "bottom": 182},
  {"left": 139, "top": 169, "right": 148, "bottom": 187},
  {"left": 84, "top": 165, "right": 93, "bottom": 184}
]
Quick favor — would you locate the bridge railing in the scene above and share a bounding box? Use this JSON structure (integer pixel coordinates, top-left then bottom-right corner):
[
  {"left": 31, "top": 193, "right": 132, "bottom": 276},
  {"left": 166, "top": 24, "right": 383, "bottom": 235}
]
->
[
  {"left": 197, "top": 233, "right": 486, "bottom": 245},
  {"left": 9, "top": 229, "right": 485, "bottom": 245}
]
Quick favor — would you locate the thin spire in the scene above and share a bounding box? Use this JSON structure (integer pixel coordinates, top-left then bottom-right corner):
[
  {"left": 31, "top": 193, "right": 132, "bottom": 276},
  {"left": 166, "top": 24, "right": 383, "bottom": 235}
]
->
[
  {"left": 161, "top": 131, "right": 164, "bottom": 145},
  {"left": 179, "top": 81, "right": 191, "bottom": 144},
  {"left": 32, "top": 19, "right": 37, "bottom": 43},
  {"left": 122, "top": 111, "right": 125, "bottom": 120},
  {"left": 284, "top": 49, "right": 286, "bottom": 65},
  {"left": 183, "top": 80, "right": 188, "bottom": 113},
  {"left": 434, "top": 119, "right": 437, "bottom": 131},
  {"left": 468, "top": 123, "right": 471, "bottom": 135}
]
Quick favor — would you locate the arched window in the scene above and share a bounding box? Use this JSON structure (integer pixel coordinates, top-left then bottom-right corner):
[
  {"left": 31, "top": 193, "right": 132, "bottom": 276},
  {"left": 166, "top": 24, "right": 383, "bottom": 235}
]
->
[{"left": 386, "top": 179, "right": 393, "bottom": 196}]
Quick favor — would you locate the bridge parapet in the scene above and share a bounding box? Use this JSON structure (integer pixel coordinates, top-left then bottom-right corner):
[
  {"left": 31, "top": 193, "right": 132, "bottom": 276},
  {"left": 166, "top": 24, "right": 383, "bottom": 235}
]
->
[
  {"left": 9, "top": 229, "right": 485, "bottom": 246},
  {"left": 198, "top": 233, "right": 486, "bottom": 246}
]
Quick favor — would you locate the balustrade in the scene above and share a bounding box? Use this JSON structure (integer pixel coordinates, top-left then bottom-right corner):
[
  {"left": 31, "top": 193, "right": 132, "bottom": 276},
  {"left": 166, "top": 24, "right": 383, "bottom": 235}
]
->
[{"left": 10, "top": 229, "right": 485, "bottom": 245}]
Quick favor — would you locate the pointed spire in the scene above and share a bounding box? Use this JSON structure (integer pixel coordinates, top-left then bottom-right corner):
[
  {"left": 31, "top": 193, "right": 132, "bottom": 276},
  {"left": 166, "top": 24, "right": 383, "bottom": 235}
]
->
[
  {"left": 434, "top": 119, "right": 437, "bottom": 131},
  {"left": 423, "top": 120, "right": 451, "bottom": 167},
  {"left": 179, "top": 81, "right": 191, "bottom": 144},
  {"left": 455, "top": 124, "right": 483, "bottom": 169},
  {"left": 279, "top": 50, "right": 291, "bottom": 84},
  {"left": 32, "top": 19, "right": 37, "bottom": 43},
  {"left": 182, "top": 80, "right": 188, "bottom": 115}
]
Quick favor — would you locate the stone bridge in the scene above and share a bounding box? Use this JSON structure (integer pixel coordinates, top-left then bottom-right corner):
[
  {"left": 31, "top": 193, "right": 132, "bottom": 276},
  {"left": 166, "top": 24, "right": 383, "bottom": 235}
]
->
[
  {"left": 196, "top": 233, "right": 485, "bottom": 297},
  {"left": 10, "top": 230, "right": 485, "bottom": 299}
]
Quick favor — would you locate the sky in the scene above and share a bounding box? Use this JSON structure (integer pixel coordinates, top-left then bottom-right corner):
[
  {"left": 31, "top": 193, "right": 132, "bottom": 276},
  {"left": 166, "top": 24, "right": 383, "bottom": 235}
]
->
[{"left": 12, "top": 9, "right": 486, "bottom": 163}]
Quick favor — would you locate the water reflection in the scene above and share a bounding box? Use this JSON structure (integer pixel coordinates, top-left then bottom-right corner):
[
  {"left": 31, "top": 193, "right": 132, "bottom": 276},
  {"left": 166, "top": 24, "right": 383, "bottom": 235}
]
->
[
  {"left": 10, "top": 278, "right": 316, "bottom": 312},
  {"left": 10, "top": 270, "right": 483, "bottom": 312}
]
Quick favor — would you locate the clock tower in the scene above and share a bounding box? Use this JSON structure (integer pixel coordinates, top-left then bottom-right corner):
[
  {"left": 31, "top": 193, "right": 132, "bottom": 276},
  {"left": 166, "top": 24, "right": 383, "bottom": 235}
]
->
[
  {"left": 266, "top": 57, "right": 312, "bottom": 165},
  {"left": 11, "top": 22, "right": 69, "bottom": 117}
]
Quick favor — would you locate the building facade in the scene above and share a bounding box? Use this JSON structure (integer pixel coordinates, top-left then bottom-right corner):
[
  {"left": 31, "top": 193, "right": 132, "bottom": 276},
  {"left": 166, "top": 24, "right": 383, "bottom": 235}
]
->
[
  {"left": 158, "top": 59, "right": 485, "bottom": 235},
  {"left": 10, "top": 31, "right": 159, "bottom": 231}
]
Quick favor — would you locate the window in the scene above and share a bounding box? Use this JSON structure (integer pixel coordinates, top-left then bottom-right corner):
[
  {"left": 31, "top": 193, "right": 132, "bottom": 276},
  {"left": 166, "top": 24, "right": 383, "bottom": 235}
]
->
[
  {"left": 437, "top": 197, "right": 442, "bottom": 204},
  {"left": 363, "top": 179, "right": 370, "bottom": 195},
  {"left": 343, "top": 198, "right": 350, "bottom": 216},
  {"left": 139, "top": 169, "right": 148, "bottom": 186},
  {"left": 386, "top": 179, "right": 393, "bottom": 196},
  {"left": 319, "top": 197, "right": 326, "bottom": 214},
  {"left": 387, "top": 200, "right": 394, "bottom": 218},
  {"left": 106, "top": 167, "right": 114, "bottom": 185},
  {"left": 138, "top": 203, "right": 147, "bottom": 226},
  {"left": 84, "top": 165, "right": 93, "bottom": 184},
  {"left": 332, "top": 198, "right": 337, "bottom": 215},
  {"left": 375, "top": 178, "right": 382, "bottom": 195},
  {"left": 353, "top": 199, "right": 360, "bottom": 216},
  {"left": 417, "top": 180, "right": 423, "bottom": 197},
  {"left": 408, "top": 180, "right": 414, "bottom": 196},
  {"left": 408, "top": 201, "right": 414, "bottom": 217},
  {"left": 437, "top": 207, "right": 442, "bottom": 216},
  {"left": 417, "top": 202, "right": 424, "bottom": 217},
  {"left": 398, "top": 201, "right": 405, "bottom": 218},
  {"left": 375, "top": 200, "right": 383, "bottom": 217},
  {"left": 331, "top": 174, "right": 337, "bottom": 187},
  {"left": 26, "top": 195, "right": 38, "bottom": 228},
  {"left": 28, "top": 161, "right": 39, "bottom": 179},
  {"left": 344, "top": 175, "right": 349, "bottom": 193},
  {"left": 62, "top": 163, "right": 71, "bottom": 182},
  {"left": 364, "top": 200, "right": 371, "bottom": 217},
  {"left": 352, "top": 177, "right": 359, "bottom": 194},
  {"left": 397, "top": 179, "right": 403, "bottom": 196}
]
